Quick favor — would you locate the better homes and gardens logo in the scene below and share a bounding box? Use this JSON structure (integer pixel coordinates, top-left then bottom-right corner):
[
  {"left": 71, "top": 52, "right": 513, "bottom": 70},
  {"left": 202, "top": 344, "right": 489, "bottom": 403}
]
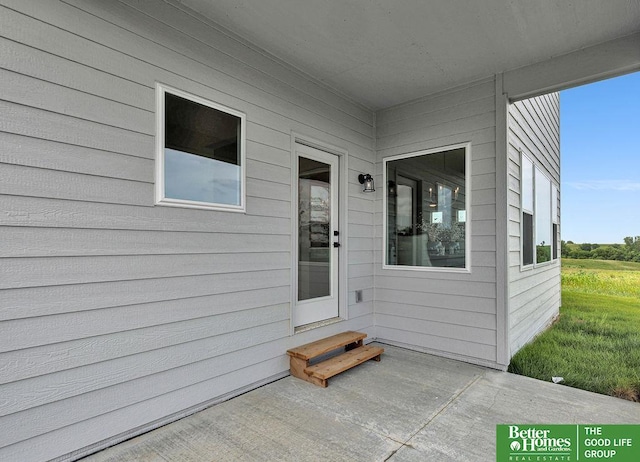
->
[
  {"left": 497, "top": 425, "right": 639, "bottom": 461},
  {"left": 500, "top": 425, "right": 573, "bottom": 460}
]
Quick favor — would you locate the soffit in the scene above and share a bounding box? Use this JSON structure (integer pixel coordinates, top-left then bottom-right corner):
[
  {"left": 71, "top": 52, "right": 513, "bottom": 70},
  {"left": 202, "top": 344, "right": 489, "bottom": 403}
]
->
[{"left": 178, "top": 0, "right": 640, "bottom": 110}]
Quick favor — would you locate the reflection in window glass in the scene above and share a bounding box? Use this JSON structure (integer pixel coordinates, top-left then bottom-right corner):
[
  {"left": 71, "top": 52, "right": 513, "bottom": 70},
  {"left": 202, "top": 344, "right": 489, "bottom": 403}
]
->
[
  {"left": 385, "top": 146, "right": 467, "bottom": 269},
  {"left": 298, "top": 156, "right": 331, "bottom": 301},
  {"left": 521, "top": 152, "right": 559, "bottom": 267},
  {"left": 535, "top": 168, "right": 552, "bottom": 263},
  {"left": 396, "top": 184, "right": 414, "bottom": 231},
  {"left": 165, "top": 149, "right": 240, "bottom": 205},
  {"left": 521, "top": 155, "right": 534, "bottom": 212},
  {"left": 522, "top": 212, "right": 534, "bottom": 266},
  {"left": 552, "top": 185, "right": 559, "bottom": 260},
  {"left": 552, "top": 185, "right": 559, "bottom": 224},
  {"left": 159, "top": 88, "right": 244, "bottom": 209}
]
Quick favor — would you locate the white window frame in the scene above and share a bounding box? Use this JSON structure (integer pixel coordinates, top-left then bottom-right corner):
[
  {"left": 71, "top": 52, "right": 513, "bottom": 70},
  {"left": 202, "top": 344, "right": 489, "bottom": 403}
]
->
[
  {"left": 552, "top": 185, "right": 559, "bottom": 225},
  {"left": 520, "top": 152, "right": 534, "bottom": 268},
  {"left": 382, "top": 142, "right": 471, "bottom": 273},
  {"left": 552, "top": 184, "right": 559, "bottom": 260},
  {"left": 155, "top": 83, "right": 246, "bottom": 212}
]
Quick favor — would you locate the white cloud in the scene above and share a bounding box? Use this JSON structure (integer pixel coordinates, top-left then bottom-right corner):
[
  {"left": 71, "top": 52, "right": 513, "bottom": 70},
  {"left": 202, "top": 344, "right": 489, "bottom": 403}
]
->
[{"left": 567, "top": 180, "right": 640, "bottom": 191}]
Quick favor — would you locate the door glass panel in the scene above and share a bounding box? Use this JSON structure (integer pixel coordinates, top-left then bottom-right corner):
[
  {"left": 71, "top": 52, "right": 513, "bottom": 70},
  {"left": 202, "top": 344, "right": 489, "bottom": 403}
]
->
[{"left": 298, "top": 157, "right": 331, "bottom": 301}]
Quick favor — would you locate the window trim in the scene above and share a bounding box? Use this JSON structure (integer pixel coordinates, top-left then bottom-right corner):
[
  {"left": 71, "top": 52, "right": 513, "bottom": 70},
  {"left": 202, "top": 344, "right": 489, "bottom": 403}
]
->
[
  {"left": 520, "top": 152, "right": 535, "bottom": 268},
  {"left": 552, "top": 185, "right": 559, "bottom": 260},
  {"left": 534, "top": 166, "right": 553, "bottom": 266},
  {"left": 155, "top": 83, "right": 246, "bottom": 212},
  {"left": 382, "top": 142, "right": 471, "bottom": 273},
  {"left": 520, "top": 150, "right": 559, "bottom": 269}
]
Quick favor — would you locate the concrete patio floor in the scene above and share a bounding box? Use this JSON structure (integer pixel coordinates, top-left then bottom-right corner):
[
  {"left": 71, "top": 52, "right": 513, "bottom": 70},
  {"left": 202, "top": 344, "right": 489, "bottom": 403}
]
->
[{"left": 82, "top": 344, "right": 640, "bottom": 461}]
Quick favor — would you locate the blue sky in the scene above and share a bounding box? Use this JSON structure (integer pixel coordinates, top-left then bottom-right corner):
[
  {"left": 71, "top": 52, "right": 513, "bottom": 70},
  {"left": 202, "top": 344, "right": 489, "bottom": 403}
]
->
[{"left": 560, "top": 71, "right": 640, "bottom": 244}]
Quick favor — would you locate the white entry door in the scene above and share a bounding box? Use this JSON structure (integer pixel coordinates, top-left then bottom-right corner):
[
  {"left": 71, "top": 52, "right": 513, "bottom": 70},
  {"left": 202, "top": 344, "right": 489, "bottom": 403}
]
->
[{"left": 294, "top": 144, "right": 340, "bottom": 327}]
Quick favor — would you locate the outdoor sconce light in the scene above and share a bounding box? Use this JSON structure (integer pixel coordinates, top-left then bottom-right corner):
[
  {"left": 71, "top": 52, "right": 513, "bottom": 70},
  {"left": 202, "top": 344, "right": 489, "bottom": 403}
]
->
[{"left": 358, "top": 173, "right": 375, "bottom": 192}]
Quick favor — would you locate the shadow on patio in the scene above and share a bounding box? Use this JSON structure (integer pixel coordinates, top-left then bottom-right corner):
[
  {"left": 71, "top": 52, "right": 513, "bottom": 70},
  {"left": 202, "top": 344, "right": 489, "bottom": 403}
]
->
[{"left": 82, "top": 344, "right": 640, "bottom": 461}]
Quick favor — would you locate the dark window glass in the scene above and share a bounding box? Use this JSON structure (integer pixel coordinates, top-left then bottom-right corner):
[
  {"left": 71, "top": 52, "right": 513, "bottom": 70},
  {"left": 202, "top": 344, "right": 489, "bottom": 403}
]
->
[
  {"left": 523, "top": 212, "right": 534, "bottom": 266},
  {"left": 553, "top": 223, "right": 558, "bottom": 260}
]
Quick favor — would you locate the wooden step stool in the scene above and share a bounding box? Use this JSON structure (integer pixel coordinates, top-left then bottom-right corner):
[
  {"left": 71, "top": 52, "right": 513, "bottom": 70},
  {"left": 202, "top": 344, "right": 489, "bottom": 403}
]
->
[{"left": 286, "top": 331, "right": 383, "bottom": 387}]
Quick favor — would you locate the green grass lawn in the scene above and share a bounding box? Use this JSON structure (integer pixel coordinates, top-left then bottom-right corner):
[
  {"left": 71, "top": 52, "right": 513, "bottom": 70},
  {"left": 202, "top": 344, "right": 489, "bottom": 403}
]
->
[{"left": 508, "top": 259, "right": 640, "bottom": 401}]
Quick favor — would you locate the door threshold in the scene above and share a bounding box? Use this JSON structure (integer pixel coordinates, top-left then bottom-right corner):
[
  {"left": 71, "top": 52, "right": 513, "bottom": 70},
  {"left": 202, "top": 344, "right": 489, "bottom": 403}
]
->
[{"left": 294, "top": 316, "right": 343, "bottom": 334}]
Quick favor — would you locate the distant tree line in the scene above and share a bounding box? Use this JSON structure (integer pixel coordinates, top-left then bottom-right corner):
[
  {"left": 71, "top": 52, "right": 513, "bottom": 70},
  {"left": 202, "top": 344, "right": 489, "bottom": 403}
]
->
[{"left": 561, "top": 236, "right": 640, "bottom": 262}]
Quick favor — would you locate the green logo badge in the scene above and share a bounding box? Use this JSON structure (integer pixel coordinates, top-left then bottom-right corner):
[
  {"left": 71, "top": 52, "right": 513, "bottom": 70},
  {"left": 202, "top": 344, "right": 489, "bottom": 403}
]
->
[{"left": 497, "top": 424, "right": 640, "bottom": 461}]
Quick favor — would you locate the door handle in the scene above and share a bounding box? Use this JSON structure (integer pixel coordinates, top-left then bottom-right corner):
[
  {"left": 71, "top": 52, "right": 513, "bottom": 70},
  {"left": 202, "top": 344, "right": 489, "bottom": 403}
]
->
[{"left": 333, "top": 242, "right": 341, "bottom": 248}]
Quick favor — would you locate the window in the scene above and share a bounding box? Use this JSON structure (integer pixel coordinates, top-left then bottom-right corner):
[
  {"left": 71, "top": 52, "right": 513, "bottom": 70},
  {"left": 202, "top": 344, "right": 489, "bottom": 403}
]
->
[
  {"left": 535, "top": 169, "right": 552, "bottom": 263},
  {"left": 520, "top": 151, "right": 558, "bottom": 267},
  {"left": 552, "top": 185, "right": 559, "bottom": 260},
  {"left": 155, "top": 84, "right": 246, "bottom": 211},
  {"left": 521, "top": 155, "right": 534, "bottom": 266},
  {"left": 384, "top": 144, "right": 468, "bottom": 270}
]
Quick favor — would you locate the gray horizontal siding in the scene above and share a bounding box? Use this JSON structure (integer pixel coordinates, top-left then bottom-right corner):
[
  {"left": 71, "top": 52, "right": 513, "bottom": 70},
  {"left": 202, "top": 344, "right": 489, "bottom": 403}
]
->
[
  {"left": 0, "top": 228, "right": 291, "bottom": 257},
  {"left": 0, "top": 255, "right": 291, "bottom": 289},
  {"left": 0, "top": 196, "right": 291, "bottom": 230},
  {"left": 0, "top": 271, "right": 290, "bottom": 322},
  {"left": 507, "top": 92, "right": 561, "bottom": 355},
  {"left": 2, "top": 289, "right": 291, "bottom": 354},
  {"left": 376, "top": 327, "right": 497, "bottom": 364},
  {"left": 0, "top": 0, "right": 375, "bottom": 460},
  {"left": 374, "top": 78, "right": 499, "bottom": 367},
  {"left": 1, "top": 288, "right": 290, "bottom": 382},
  {"left": 376, "top": 301, "right": 496, "bottom": 329},
  {"left": 376, "top": 313, "right": 496, "bottom": 346},
  {"left": 376, "top": 289, "right": 497, "bottom": 313},
  {"left": 4, "top": 354, "right": 289, "bottom": 462},
  {"left": 1, "top": 310, "right": 290, "bottom": 417},
  {"left": 0, "top": 132, "right": 153, "bottom": 182}
]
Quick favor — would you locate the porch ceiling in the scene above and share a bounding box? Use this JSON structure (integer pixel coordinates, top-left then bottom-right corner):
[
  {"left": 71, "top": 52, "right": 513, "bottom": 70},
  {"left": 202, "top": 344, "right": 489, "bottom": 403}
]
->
[{"left": 178, "top": 0, "right": 640, "bottom": 110}]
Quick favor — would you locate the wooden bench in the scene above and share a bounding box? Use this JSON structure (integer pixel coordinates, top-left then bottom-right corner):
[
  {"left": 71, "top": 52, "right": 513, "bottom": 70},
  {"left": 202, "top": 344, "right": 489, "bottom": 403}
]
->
[{"left": 287, "top": 331, "right": 383, "bottom": 387}]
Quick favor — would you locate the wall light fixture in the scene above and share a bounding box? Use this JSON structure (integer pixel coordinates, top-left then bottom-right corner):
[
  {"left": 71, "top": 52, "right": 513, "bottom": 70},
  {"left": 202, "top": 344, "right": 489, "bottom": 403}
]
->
[{"left": 358, "top": 174, "right": 375, "bottom": 192}]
